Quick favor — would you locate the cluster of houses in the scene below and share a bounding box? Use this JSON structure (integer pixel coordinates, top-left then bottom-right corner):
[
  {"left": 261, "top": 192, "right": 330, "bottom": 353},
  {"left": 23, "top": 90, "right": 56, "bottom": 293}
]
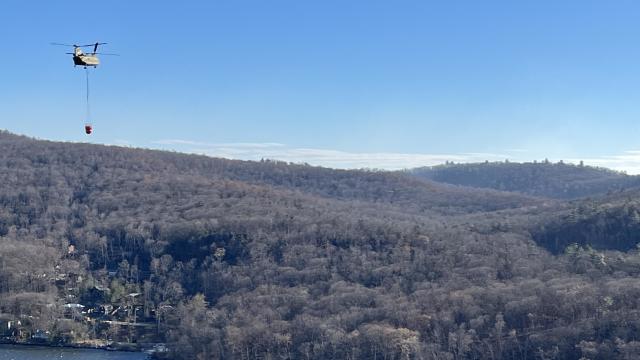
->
[{"left": 0, "top": 250, "right": 166, "bottom": 354}]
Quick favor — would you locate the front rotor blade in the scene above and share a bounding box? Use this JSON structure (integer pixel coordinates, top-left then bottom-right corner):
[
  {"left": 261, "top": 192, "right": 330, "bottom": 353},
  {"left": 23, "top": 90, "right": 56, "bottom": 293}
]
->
[{"left": 78, "top": 42, "right": 107, "bottom": 47}]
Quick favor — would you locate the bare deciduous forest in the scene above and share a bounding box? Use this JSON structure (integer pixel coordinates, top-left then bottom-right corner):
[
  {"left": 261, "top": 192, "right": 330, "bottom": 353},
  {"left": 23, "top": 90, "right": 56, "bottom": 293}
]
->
[{"left": 3, "top": 131, "right": 640, "bottom": 359}]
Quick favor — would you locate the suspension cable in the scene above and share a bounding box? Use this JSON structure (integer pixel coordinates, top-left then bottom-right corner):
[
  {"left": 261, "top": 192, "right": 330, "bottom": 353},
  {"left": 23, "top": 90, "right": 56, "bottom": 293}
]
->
[{"left": 85, "top": 67, "right": 91, "bottom": 122}]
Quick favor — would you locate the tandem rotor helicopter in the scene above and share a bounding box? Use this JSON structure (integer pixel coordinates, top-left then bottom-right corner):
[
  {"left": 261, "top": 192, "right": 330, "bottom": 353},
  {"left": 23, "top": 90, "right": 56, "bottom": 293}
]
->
[
  {"left": 51, "top": 42, "right": 118, "bottom": 68},
  {"left": 51, "top": 42, "right": 119, "bottom": 134}
]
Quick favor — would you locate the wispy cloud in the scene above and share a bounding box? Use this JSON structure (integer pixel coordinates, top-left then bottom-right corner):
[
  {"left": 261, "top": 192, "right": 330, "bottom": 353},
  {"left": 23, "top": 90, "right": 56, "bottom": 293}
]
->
[
  {"left": 149, "top": 139, "right": 640, "bottom": 174},
  {"left": 111, "top": 139, "right": 134, "bottom": 147},
  {"left": 151, "top": 139, "right": 512, "bottom": 170},
  {"left": 568, "top": 151, "right": 640, "bottom": 174}
]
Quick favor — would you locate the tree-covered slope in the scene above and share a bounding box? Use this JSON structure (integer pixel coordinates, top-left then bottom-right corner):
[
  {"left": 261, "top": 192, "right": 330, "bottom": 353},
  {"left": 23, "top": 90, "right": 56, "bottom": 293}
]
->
[
  {"left": 0, "top": 131, "right": 542, "bottom": 217},
  {"left": 410, "top": 161, "right": 640, "bottom": 199},
  {"left": 4, "top": 131, "right": 640, "bottom": 359},
  {"left": 530, "top": 188, "right": 640, "bottom": 253}
]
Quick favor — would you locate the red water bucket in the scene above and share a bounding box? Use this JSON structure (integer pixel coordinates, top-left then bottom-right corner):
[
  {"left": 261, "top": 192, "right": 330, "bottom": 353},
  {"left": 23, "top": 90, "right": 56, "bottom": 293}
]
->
[{"left": 85, "top": 124, "right": 93, "bottom": 135}]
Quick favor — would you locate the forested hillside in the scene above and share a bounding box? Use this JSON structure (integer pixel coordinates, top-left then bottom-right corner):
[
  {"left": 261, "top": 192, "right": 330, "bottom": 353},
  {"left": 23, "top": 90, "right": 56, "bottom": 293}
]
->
[
  {"left": 3, "top": 131, "right": 640, "bottom": 359},
  {"left": 411, "top": 161, "right": 640, "bottom": 199},
  {"left": 530, "top": 188, "right": 640, "bottom": 254}
]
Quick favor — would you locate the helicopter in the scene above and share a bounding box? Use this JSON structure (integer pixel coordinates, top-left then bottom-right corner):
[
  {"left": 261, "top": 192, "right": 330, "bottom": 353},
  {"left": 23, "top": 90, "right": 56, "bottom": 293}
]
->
[
  {"left": 52, "top": 42, "right": 118, "bottom": 134},
  {"left": 51, "top": 42, "right": 118, "bottom": 68}
]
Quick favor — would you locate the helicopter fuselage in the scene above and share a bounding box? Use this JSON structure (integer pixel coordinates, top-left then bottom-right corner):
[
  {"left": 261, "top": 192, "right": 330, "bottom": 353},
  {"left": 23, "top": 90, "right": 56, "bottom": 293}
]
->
[{"left": 73, "top": 55, "right": 99, "bottom": 67}]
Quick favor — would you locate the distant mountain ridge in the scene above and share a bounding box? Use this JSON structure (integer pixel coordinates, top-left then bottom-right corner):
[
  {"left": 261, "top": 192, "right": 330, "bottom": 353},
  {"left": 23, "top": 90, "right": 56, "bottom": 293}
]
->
[
  {"left": 410, "top": 161, "right": 640, "bottom": 199},
  {"left": 0, "top": 131, "right": 541, "bottom": 216}
]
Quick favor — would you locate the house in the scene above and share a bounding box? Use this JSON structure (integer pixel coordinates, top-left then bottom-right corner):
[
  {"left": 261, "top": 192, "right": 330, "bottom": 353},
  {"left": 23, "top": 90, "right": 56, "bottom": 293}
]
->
[{"left": 31, "top": 329, "right": 50, "bottom": 342}]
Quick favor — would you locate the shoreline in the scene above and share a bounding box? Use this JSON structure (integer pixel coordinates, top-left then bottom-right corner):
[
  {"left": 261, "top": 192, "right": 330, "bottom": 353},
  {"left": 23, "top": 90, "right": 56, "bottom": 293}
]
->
[{"left": 0, "top": 339, "right": 147, "bottom": 353}]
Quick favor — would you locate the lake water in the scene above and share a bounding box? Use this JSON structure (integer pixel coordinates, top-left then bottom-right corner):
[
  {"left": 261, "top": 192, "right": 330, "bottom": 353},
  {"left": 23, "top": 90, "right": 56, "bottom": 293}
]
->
[{"left": 0, "top": 344, "right": 149, "bottom": 360}]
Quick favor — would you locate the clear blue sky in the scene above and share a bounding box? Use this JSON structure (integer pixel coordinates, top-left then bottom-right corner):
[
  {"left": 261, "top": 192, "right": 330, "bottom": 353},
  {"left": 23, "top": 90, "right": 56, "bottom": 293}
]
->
[{"left": 2, "top": 0, "right": 640, "bottom": 171}]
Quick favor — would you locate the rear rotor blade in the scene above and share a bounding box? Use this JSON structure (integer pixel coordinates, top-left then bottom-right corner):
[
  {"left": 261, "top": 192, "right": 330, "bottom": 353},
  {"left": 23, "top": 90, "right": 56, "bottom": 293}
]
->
[{"left": 51, "top": 42, "right": 75, "bottom": 47}]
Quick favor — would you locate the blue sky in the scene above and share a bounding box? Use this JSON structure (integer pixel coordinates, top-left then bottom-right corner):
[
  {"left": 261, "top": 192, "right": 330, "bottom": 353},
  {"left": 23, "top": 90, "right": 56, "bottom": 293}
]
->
[{"left": 2, "top": 0, "right": 640, "bottom": 171}]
